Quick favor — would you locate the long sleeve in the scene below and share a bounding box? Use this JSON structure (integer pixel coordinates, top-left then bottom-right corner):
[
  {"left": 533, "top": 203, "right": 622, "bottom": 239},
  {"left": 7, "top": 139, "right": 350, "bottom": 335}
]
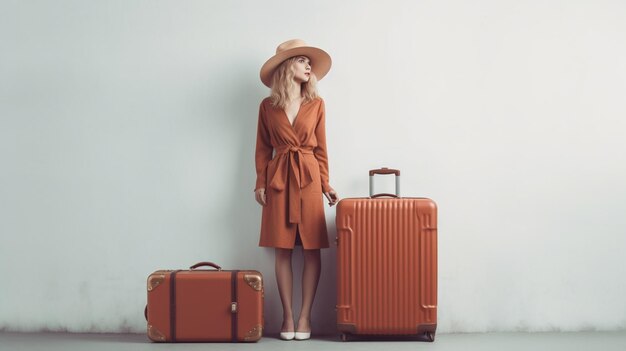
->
[
  {"left": 313, "top": 98, "right": 331, "bottom": 193},
  {"left": 254, "top": 101, "right": 273, "bottom": 191}
]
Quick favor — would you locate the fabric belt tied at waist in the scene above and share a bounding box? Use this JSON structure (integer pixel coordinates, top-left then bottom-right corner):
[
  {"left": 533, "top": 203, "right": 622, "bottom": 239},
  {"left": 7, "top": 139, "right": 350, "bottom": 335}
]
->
[{"left": 268, "top": 145, "right": 315, "bottom": 224}]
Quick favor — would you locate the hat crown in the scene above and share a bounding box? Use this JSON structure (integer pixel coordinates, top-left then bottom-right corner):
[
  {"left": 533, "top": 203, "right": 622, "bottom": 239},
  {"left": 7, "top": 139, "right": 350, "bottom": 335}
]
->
[{"left": 276, "top": 39, "right": 308, "bottom": 55}]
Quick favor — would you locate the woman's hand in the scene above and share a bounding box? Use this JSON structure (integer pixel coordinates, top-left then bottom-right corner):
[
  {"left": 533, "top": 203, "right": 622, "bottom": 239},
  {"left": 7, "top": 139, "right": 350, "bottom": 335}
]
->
[
  {"left": 324, "top": 188, "right": 339, "bottom": 207},
  {"left": 255, "top": 188, "right": 267, "bottom": 206}
]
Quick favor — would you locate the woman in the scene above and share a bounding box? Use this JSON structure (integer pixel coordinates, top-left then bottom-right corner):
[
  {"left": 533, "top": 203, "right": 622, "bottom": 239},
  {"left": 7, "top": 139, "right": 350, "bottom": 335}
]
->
[{"left": 254, "top": 39, "right": 338, "bottom": 341}]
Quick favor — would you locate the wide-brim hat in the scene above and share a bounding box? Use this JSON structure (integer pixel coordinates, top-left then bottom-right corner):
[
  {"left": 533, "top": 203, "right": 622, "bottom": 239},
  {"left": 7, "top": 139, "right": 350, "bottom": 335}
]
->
[{"left": 260, "top": 39, "right": 332, "bottom": 88}]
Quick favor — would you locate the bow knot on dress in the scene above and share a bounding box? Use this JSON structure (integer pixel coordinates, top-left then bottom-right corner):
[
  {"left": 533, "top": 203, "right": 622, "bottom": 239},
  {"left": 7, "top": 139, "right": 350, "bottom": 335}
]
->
[{"left": 269, "top": 145, "right": 315, "bottom": 223}]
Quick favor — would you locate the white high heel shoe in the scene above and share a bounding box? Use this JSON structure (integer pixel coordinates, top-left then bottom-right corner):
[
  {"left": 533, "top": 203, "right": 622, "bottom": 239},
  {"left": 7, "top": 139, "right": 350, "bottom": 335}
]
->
[
  {"left": 295, "top": 331, "right": 311, "bottom": 340},
  {"left": 280, "top": 331, "right": 295, "bottom": 340}
]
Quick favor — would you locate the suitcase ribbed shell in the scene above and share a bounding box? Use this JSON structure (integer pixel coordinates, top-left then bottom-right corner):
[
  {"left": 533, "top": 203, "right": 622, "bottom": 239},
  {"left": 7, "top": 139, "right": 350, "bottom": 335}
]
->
[{"left": 336, "top": 198, "right": 437, "bottom": 339}]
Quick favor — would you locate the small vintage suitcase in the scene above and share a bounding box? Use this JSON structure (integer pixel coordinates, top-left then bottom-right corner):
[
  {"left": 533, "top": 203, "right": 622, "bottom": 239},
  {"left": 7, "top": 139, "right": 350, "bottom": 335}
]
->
[
  {"left": 336, "top": 168, "right": 437, "bottom": 341},
  {"left": 145, "top": 262, "right": 263, "bottom": 342}
]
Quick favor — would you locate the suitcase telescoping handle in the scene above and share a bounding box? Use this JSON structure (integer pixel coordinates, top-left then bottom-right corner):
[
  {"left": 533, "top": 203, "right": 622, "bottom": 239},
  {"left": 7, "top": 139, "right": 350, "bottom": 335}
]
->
[
  {"left": 369, "top": 167, "right": 401, "bottom": 198},
  {"left": 189, "top": 262, "right": 222, "bottom": 271}
]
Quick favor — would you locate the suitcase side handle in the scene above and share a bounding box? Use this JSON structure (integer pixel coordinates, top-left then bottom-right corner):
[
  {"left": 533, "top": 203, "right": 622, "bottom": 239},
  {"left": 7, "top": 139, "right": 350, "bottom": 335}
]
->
[
  {"left": 189, "top": 262, "right": 222, "bottom": 270},
  {"left": 369, "top": 167, "right": 401, "bottom": 197}
]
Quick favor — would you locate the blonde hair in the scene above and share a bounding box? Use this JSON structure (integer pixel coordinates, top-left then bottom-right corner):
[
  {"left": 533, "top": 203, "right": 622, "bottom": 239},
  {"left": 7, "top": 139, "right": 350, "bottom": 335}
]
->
[{"left": 269, "top": 56, "right": 319, "bottom": 110}]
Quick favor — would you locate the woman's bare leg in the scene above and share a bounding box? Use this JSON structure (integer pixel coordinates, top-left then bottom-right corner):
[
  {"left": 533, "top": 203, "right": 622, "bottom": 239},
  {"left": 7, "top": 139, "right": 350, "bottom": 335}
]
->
[
  {"left": 297, "top": 248, "right": 321, "bottom": 332},
  {"left": 275, "top": 248, "right": 295, "bottom": 332}
]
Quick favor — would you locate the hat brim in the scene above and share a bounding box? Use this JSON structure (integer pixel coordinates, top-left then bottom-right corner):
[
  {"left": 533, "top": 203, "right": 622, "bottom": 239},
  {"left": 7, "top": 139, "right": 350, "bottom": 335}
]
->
[{"left": 260, "top": 46, "right": 332, "bottom": 88}]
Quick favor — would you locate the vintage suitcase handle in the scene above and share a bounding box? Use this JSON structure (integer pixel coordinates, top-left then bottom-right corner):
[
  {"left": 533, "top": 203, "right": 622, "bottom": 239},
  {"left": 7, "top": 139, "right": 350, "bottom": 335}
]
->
[
  {"left": 369, "top": 167, "right": 401, "bottom": 198},
  {"left": 189, "top": 262, "right": 222, "bottom": 270}
]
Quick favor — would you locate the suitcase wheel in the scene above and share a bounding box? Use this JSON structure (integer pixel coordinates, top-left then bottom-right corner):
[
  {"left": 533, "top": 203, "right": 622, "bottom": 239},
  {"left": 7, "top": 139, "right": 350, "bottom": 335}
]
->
[
  {"left": 340, "top": 333, "right": 349, "bottom": 342},
  {"left": 425, "top": 332, "right": 435, "bottom": 342}
]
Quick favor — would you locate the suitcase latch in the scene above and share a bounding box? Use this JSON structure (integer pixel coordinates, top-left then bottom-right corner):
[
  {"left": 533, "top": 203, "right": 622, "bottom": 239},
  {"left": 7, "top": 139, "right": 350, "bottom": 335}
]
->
[{"left": 231, "top": 302, "right": 238, "bottom": 313}]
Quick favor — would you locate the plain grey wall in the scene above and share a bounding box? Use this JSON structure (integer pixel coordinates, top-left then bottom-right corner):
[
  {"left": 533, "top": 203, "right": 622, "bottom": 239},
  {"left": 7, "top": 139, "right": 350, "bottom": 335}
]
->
[{"left": 1, "top": 0, "right": 626, "bottom": 335}]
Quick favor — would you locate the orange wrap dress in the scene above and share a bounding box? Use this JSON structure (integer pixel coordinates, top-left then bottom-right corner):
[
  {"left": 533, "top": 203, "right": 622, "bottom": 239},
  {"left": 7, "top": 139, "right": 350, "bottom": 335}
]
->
[{"left": 254, "top": 97, "right": 331, "bottom": 249}]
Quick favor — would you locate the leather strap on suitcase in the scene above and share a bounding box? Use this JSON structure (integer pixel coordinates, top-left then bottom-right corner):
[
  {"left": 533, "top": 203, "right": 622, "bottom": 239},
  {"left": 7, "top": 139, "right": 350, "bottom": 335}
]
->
[
  {"left": 231, "top": 270, "right": 239, "bottom": 342},
  {"left": 170, "top": 270, "right": 182, "bottom": 341}
]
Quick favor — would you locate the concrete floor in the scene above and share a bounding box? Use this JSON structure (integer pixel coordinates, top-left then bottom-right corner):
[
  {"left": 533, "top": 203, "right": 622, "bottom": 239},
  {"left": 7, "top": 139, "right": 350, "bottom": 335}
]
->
[{"left": 1, "top": 331, "right": 625, "bottom": 351}]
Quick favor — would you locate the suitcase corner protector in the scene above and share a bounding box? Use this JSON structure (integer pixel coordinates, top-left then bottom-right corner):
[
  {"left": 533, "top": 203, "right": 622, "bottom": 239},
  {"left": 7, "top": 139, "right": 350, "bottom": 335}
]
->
[
  {"left": 243, "top": 324, "right": 263, "bottom": 342},
  {"left": 147, "top": 324, "right": 166, "bottom": 342},
  {"left": 243, "top": 272, "right": 263, "bottom": 291},
  {"left": 147, "top": 273, "right": 166, "bottom": 292}
]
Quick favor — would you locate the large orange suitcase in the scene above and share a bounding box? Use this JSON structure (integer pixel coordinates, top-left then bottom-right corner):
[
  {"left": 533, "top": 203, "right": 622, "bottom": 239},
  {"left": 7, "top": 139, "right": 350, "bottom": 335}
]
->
[
  {"left": 336, "top": 168, "right": 437, "bottom": 341},
  {"left": 145, "top": 262, "right": 264, "bottom": 342}
]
